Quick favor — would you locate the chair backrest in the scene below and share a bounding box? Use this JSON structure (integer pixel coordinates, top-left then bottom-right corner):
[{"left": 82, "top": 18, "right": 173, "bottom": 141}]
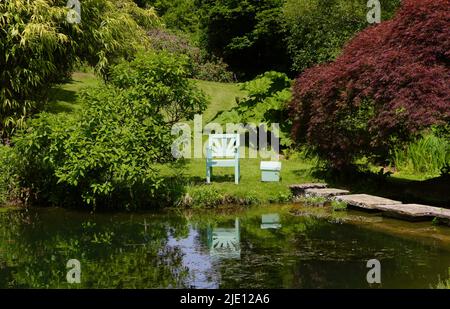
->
[{"left": 208, "top": 134, "right": 240, "bottom": 158}]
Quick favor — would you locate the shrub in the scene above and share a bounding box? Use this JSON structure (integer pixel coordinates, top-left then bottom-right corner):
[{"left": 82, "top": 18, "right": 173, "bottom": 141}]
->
[
  {"left": 290, "top": 0, "right": 450, "bottom": 169},
  {"left": 110, "top": 51, "right": 208, "bottom": 124},
  {"left": 10, "top": 52, "right": 207, "bottom": 209},
  {"left": 216, "top": 71, "right": 293, "bottom": 147},
  {"left": 147, "top": 28, "right": 234, "bottom": 82}
]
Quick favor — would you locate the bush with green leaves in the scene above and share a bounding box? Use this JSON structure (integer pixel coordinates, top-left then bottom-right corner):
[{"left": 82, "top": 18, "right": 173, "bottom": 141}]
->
[
  {"left": 147, "top": 28, "right": 234, "bottom": 82},
  {"left": 215, "top": 71, "right": 293, "bottom": 147},
  {"left": 0, "top": 0, "right": 159, "bottom": 141},
  {"left": 10, "top": 52, "right": 207, "bottom": 209}
]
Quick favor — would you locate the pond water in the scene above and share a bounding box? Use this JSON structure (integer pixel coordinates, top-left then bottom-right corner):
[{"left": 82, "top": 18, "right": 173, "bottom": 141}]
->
[{"left": 0, "top": 205, "right": 449, "bottom": 288}]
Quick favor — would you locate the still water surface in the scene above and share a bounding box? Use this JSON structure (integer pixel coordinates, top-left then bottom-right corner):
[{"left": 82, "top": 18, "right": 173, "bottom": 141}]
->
[{"left": 0, "top": 205, "right": 449, "bottom": 288}]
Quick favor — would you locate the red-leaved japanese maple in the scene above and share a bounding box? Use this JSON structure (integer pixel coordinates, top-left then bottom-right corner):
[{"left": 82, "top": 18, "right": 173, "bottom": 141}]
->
[{"left": 289, "top": 0, "right": 450, "bottom": 168}]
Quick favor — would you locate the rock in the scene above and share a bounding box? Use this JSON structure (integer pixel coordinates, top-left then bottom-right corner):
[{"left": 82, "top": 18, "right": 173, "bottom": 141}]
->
[
  {"left": 304, "top": 188, "right": 350, "bottom": 198},
  {"left": 375, "top": 204, "right": 450, "bottom": 222},
  {"left": 334, "top": 194, "right": 402, "bottom": 210},
  {"left": 289, "top": 183, "right": 328, "bottom": 196}
]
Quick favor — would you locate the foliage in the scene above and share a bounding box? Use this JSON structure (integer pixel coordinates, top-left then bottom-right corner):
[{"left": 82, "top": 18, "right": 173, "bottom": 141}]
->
[
  {"left": 393, "top": 134, "right": 450, "bottom": 176},
  {"left": 182, "top": 185, "right": 225, "bottom": 208},
  {"left": 215, "top": 71, "right": 293, "bottom": 147},
  {"left": 296, "top": 196, "right": 327, "bottom": 207},
  {"left": 284, "top": 0, "right": 401, "bottom": 73},
  {"left": 0, "top": 145, "right": 20, "bottom": 205},
  {"left": 196, "top": 0, "right": 289, "bottom": 79},
  {"left": 290, "top": 0, "right": 450, "bottom": 169},
  {"left": 137, "top": 0, "right": 200, "bottom": 35},
  {"left": 268, "top": 191, "right": 293, "bottom": 204},
  {"left": 331, "top": 200, "right": 347, "bottom": 211},
  {"left": 110, "top": 51, "right": 208, "bottom": 124},
  {"left": 147, "top": 28, "right": 234, "bottom": 82},
  {"left": 0, "top": 0, "right": 159, "bottom": 140},
  {"left": 9, "top": 52, "right": 206, "bottom": 209}
]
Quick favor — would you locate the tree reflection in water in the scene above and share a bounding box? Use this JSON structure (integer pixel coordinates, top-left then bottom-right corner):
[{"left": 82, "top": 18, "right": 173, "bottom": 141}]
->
[
  {"left": 0, "top": 209, "right": 191, "bottom": 288},
  {"left": 1, "top": 207, "right": 450, "bottom": 288}
]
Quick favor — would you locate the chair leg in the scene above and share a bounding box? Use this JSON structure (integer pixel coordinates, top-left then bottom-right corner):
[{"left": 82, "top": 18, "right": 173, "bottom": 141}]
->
[{"left": 206, "top": 165, "right": 211, "bottom": 183}]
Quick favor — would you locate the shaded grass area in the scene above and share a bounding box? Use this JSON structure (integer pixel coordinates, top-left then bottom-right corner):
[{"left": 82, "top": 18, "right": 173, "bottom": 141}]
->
[
  {"left": 193, "top": 79, "right": 246, "bottom": 123},
  {"left": 45, "top": 71, "right": 101, "bottom": 114}
]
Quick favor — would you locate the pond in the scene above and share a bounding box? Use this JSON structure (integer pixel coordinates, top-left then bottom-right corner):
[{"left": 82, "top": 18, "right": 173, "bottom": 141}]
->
[{"left": 0, "top": 205, "right": 449, "bottom": 288}]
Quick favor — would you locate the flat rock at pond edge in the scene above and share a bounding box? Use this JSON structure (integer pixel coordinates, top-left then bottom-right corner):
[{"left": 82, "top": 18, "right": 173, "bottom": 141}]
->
[
  {"left": 334, "top": 194, "right": 402, "bottom": 210},
  {"left": 289, "top": 183, "right": 328, "bottom": 195},
  {"left": 304, "top": 188, "right": 350, "bottom": 198},
  {"left": 375, "top": 204, "right": 450, "bottom": 221}
]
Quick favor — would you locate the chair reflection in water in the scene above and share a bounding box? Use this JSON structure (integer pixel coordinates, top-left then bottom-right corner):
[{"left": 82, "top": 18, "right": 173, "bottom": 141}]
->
[
  {"left": 261, "top": 214, "right": 281, "bottom": 229},
  {"left": 207, "top": 218, "right": 241, "bottom": 259}
]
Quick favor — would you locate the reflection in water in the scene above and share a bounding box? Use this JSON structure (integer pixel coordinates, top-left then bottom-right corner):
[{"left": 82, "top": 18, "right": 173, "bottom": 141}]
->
[
  {"left": 167, "top": 227, "right": 219, "bottom": 288},
  {"left": 261, "top": 214, "right": 281, "bottom": 230},
  {"left": 207, "top": 218, "right": 241, "bottom": 260},
  {"left": 1, "top": 207, "right": 450, "bottom": 288}
]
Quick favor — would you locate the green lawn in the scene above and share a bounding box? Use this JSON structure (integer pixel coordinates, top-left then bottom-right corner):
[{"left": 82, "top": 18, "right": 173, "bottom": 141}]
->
[
  {"left": 45, "top": 71, "right": 100, "bottom": 114},
  {"left": 183, "top": 155, "right": 318, "bottom": 203},
  {"left": 193, "top": 79, "right": 246, "bottom": 123},
  {"left": 45, "top": 74, "right": 244, "bottom": 123}
]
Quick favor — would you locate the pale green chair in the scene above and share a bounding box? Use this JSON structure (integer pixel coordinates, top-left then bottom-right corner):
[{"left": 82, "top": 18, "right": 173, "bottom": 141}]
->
[{"left": 206, "top": 134, "right": 240, "bottom": 184}]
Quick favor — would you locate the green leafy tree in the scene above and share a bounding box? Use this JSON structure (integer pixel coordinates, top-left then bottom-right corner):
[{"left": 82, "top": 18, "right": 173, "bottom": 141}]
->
[
  {"left": 0, "top": 0, "right": 159, "bottom": 141},
  {"left": 215, "top": 71, "right": 292, "bottom": 147},
  {"left": 284, "top": 0, "right": 401, "bottom": 73},
  {"left": 196, "top": 0, "right": 289, "bottom": 79},
  {"left": 137, "top": 0, "right": 200, "bottom": 34}
]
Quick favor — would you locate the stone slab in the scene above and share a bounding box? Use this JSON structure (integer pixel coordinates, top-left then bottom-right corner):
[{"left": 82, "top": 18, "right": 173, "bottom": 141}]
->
[
  {"left": 334, "top": 194, "right": 402, "bottom": 210},
  {"left": 289, "top": 183, "right": 328, "bottom": 195},
  {"left": 375, "top": 204, "right": 450, "bottom": 221},
  {"left": 305, "top": 188, "right": 350, "bottom": 198}
]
